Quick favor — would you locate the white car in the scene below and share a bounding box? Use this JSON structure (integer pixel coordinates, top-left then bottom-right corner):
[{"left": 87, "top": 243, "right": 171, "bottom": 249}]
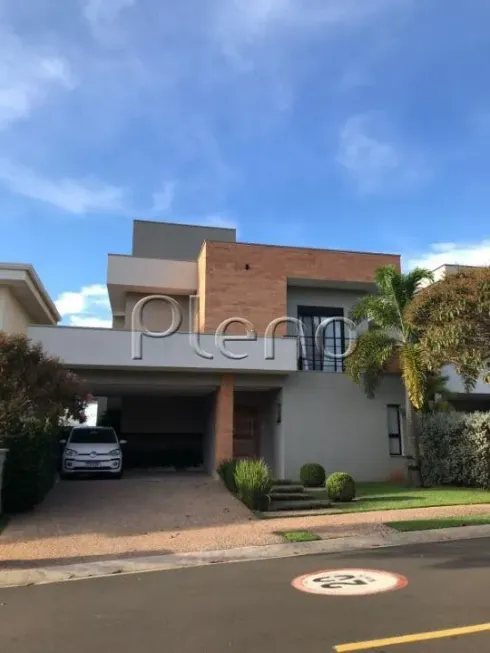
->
[{"left": 61, "top": 426, "right": 126, "bottom": 478}]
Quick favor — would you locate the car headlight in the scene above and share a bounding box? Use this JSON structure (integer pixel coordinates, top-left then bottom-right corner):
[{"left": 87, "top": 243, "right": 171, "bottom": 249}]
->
[
  {"left": 64, "top": 449, "right": 77, "bottom": 457},
  {"left": 109, "top": 449, "right": 121, "bottom": 457}
]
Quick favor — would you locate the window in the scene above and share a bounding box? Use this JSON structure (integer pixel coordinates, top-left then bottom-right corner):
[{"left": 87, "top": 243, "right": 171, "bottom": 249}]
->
[
  {"left": 297, "top": 306, "right": 345, "bottom": 372},
  {"left": 387, "top": 405, "right": 403, "bottom": 456},
  {"left": 69, "top": 427, "right": 118, "bottom": 444}
]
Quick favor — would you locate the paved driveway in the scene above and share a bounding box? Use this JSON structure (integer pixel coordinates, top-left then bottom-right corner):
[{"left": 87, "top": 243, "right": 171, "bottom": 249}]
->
[
  {"left": 0, "top": 474, "right": 281, "bottom": 567},
  {"left": 4, "top": 474, "right": 484, "bottom": 569}
]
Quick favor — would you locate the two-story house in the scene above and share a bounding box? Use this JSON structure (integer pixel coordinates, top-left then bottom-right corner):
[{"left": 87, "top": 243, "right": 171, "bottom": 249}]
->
[{"left": 28, "top": 220, "right": 410, "bottom": 481}]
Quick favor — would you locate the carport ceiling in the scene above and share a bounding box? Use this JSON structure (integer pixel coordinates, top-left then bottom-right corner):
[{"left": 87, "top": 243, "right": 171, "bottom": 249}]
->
[{"left": 91, "top": 384, "right": 215, "bottom": 397}]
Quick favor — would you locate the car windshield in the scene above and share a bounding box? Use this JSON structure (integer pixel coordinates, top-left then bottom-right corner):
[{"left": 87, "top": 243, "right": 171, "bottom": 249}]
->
[{"left": 69, "top": 428, "right": 117, "bottom": 444}]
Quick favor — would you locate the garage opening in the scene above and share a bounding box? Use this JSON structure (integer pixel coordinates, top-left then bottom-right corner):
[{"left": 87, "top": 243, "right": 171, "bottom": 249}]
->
[{"left": 98, "top": 392, "right": 215, "bottom": 472}]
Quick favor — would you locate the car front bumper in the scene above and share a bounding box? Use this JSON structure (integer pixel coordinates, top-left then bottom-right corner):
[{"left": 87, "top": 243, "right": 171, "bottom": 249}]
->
[{"left": 62, "top": 458, "right": 122, "bottom": 473}]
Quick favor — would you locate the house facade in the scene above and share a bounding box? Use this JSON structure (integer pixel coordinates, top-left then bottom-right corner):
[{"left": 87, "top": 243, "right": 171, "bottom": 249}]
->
[
  {"left": 5, "top": 221, "right": 486, "bottom": 482},
  {"left": 24, "top": 220, "right": 411, "bottom": 481}
]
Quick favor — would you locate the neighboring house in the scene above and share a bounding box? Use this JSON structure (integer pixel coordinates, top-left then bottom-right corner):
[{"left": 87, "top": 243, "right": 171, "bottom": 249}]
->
[
  {"left": 0, "top": 263, "right": 59, "bottom": 333},
  {"left": 423, "top": 264, "right": 490, "bottom": 412},
  {"left": 25, "top": 221, "right": 410, "bottom": 481}
]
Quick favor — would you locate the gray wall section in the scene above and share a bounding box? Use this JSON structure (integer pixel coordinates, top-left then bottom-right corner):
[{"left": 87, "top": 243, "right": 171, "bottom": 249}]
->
[
  {"left": 286, "top": 287, "right": 368, "bottom": 332},
  {"left": 281, "top": 372, "right": 406, "bottom": 482},
  {"left": 124, "top": 292, "right": 191, "bottom": 332},
  {"left": 132, "top": 221, "right": 236, "bottom": 260}
]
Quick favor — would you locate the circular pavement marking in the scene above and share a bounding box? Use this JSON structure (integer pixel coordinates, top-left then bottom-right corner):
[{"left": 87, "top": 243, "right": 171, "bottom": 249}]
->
[{"left": 291, "top": 568, "right": 408, "bottom": 596}]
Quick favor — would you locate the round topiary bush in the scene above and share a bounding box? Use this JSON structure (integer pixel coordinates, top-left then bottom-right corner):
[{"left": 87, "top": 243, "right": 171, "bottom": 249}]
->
[
  {"left": 326, "top": 472, "right": 356, "bottom": 502},
  {"left": 300, "top": 463, "right": 326, "bottom": 488}
]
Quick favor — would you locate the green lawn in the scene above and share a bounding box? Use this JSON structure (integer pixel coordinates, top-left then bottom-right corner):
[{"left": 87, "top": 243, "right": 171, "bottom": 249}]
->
[
  {"left": 390, "top": 515, "right": 490, "bottom": 532},
  {"left": 278, "top": 530, "right": 320, "bottom": 543},
  {"left": 313, "top": 483, "right": 490, "bottom": 514}
]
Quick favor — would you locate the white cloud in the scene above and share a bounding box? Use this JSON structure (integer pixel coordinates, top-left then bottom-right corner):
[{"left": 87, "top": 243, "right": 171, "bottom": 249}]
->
[
  {"left": 56, "top": 284, "right": 112, "bottom": 328},
  {"left": 83, "top": 0, "right": 138, "bottom": 43},
  {"left": 216, "top": 0, "right": 406, "bottom": 43},
  {"left": 337, "top": 112, "right": 428, "bottom": 193},
  {"left": 406, "top": 241, "right": 490, "bottom": 271},
  {"left": 68, "top": 316, "right": 113, "bottom": 328},
  {"left": 152, "top": 181, "right": 176, "bottom": 214},
  {"left": 0, "top": 158, "right": 126, "bottom": 214},
  {"left": 0, "top": 29, "right": 75, "bottom": 130}
]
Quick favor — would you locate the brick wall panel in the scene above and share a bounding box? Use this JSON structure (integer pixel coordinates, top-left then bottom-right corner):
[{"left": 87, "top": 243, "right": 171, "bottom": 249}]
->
[{"left": 202, "top": 242, "right": 400, "bottom": 336}]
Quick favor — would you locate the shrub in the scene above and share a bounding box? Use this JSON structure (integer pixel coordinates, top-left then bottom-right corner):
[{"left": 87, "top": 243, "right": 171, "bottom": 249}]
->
[
  {"left": 326, "top": 472, "right": 356, "bottom": 502},
  {"left": 217, "top": 458, "right": 239, "bottom": 493},
  {"left": 418, "top": 411, "right": 490, "bottom": 488},
  {"left": 300, "top": 463, "right": 326, "bottom": 488},
  {"left": 1, "top": 420, "right": 60, "bottom": 513},
  {"left": 234, "top": 459, "right": 272, "bottom": 510}
]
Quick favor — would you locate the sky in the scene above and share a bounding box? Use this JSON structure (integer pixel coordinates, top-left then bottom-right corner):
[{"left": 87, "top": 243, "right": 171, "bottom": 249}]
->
[{"left": 1, "top": 0, "right": 490, "bottom": 328}]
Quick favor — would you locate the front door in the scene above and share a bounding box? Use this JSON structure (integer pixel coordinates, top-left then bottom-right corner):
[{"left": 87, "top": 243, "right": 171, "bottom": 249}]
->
[{"left": 233, "top": 406, "right": 260, "bottom": 459}]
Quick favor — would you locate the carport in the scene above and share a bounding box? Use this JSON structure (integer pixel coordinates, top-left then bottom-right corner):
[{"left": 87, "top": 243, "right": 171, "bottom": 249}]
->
[
  {"left": 82, "top": 370, "right": 220, "bottom": 473},
  {"left": 73, "top": 369, "right": 285, "bottom": 476}
]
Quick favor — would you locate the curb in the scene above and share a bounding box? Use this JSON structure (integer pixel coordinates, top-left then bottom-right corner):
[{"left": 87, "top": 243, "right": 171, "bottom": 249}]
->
[{"left": 2, "top": 524, "right": 490, "bottom": 588}]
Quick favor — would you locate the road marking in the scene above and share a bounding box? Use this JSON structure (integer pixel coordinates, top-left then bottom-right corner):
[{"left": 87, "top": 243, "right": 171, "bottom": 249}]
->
[
  {"left": 291, "top": 568, "right": 407, "bottom": 596},
  {"left": 334, "top": 622, "right": 490, "bottom": 651}
]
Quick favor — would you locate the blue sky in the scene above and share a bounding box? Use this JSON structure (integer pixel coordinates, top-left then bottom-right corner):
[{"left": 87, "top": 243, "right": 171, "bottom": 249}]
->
[{"left": 1, "top": 0, "right": 490, "bottom": 327}]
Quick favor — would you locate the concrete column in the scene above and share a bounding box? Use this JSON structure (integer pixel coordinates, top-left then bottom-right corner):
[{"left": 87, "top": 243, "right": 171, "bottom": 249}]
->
[
  {"left": 0, "top": 449, "right": 8, "bottom": 515},
  {"left": 214, "top": 374, "right": 234, "bottom": 470}
]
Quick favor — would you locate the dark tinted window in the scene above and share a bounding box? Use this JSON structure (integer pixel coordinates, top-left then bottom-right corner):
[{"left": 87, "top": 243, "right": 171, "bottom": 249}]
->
[{"left": 69, "top": 428, "right": 117, "bottom": 444}]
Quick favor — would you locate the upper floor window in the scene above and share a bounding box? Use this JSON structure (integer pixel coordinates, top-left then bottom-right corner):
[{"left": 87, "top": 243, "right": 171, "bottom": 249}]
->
[{"left": 297, "top": 306, "right": 345, "bottom": 372}]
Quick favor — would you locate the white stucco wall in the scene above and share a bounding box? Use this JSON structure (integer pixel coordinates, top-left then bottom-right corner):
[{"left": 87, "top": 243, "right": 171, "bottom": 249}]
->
[
  {"left": 0, "top": 287, "right": 30, "bottom": 334},
  {"left": 281, "top": 372, "right": 407, "bottom": 482}
]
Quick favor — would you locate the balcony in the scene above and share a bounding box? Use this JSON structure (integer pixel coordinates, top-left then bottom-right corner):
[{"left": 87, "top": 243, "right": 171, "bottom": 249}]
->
[
  {"left": 27, "top": 325, "right": 298, "bottom": 374},
  {"left": 107, "top": 254, "right": 198, "bottom": 314}
]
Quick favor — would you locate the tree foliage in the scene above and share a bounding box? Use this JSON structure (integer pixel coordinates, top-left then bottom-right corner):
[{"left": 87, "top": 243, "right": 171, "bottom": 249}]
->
[
  {"left": 345, "top": 265, "right": 436, "bottom": 410},
  {"left": 0, "top": 332, "right": 88, "bottom": 433},
  {"left": 406, "top": 266, "right": 490, "bottom": 390}
]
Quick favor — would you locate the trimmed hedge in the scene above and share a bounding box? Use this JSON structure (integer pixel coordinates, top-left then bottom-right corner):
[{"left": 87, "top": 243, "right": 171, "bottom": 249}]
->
[
  {"left": 326, "top": 472, "right": 356, "bottom": 502},
  {"left": 1, "top": 421, "right": 60, "bottom": 513},
  {"left": 300, "top": 463, "right": 326, "bottom": 488},
  {"left": 418, "top": 411, "right": 490, "bottom": 488}
]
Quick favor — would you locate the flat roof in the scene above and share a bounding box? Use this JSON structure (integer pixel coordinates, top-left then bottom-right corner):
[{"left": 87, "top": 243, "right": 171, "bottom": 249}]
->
[{"left": 0, "top": 263, "right": 60, "bottom": 324}]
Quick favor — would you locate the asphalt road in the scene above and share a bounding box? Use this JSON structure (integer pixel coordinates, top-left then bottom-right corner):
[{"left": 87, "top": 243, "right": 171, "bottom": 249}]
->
[{"left": 2, "top": 538, "right": 490, "bottom": 652}]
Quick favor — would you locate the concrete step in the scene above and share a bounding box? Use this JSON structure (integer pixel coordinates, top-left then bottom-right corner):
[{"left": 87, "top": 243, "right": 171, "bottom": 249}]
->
[
  {"left": 270, "top": 484, "right": 304, "bottom": 494},
  {"left": 269, "top": 492, "right": 308, "bottom": 501},
  {"left": 268, "top": 499, "right": 332, "bottom": 512}
]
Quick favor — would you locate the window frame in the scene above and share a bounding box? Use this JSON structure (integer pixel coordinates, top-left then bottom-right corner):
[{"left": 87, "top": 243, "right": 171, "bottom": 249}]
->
[
  {"left": 387, "top": 404, "right": 403, "bottom": 457},
  {"left": 297, "top": 305, "right": 345, "bottom": 372}
]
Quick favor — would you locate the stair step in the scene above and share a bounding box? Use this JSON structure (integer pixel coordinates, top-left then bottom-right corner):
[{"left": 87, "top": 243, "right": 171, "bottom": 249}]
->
[
  {"left": 270, "top": 492, "right": 307, "bottom": 501},
  {"left": 270, "top": 484, "right": 304, "bottom": 494},
  {"left": 268, "top": 499, "right": 332, "bottom": 512}
]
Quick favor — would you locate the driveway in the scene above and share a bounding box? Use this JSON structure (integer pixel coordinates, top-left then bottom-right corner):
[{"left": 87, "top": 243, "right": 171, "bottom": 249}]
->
[
  {"left": 0, "top": 473, "right": 283, "bottom": 567},
  {"left": 4, "top": 474, "right": 485, "bottom": 569}
]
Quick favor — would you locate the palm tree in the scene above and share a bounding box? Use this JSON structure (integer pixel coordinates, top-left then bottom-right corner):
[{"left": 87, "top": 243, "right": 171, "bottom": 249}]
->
[{"left": 345, "top": 265, "right": 437, "bottom": 486}]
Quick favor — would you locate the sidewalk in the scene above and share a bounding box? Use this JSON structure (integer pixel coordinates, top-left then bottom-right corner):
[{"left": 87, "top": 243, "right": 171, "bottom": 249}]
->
[
  {"left": 2, "top": 500, "right": 490, "bottom": 569},
  {"left": 2, "top": 521, "right": 490, "bottom": 588}
]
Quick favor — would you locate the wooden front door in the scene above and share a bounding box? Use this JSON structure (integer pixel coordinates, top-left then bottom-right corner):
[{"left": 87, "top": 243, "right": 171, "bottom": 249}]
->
[{"left": 233, "top": 406, "right": 260, "bottom": 459}]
